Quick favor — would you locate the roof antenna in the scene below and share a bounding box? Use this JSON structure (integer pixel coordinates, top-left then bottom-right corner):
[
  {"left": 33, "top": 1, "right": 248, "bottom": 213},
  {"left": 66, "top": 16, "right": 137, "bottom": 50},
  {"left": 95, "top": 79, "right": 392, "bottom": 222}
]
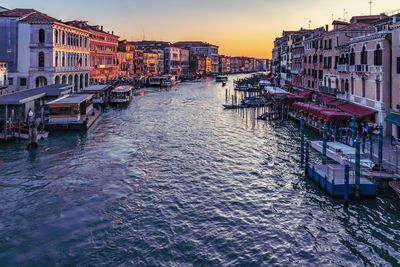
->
[
  {"left": 368, "top": 0, "right": 373, "bottom": 15},
  {"left": 308, "top": 20, "right": 311, "bottom": 29}
]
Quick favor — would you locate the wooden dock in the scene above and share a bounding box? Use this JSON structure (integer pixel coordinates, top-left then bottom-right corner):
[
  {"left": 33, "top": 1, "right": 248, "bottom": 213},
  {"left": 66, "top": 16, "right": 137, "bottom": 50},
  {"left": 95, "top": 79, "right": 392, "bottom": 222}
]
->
[{"left": 307, "top": 164, "right": 376, "bottom": 197}]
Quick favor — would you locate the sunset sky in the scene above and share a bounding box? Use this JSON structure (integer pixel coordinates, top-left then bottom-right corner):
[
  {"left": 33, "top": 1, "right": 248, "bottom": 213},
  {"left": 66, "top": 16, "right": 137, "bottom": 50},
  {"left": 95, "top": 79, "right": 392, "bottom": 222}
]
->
[{"left": 0, "top": 0, "right": 398, "bottom": 58}]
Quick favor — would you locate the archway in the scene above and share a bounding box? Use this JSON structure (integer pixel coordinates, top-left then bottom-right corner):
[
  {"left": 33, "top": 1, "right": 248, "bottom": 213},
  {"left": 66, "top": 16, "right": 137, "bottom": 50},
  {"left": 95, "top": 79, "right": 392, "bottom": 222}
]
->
[
  {"left": 35, "top": 76, "right": 47, "bottom": 88},
  {"left": 74, "top": 74, "right": 79, "bottom": 92},
  {"left": 79, "top": 74, "right": 84, "bottom": 89},
  {"left": 85, "top": 73, "right": 89, "bottom": 87},
  {"left": 55, "top": 76, "right": 60, "bottom": 84},
  {"left": 62, "top": 75, "right": 67, "bottom": 84},
  {"left": 68, "top": 75, "right": 73, "bottom": 85}
]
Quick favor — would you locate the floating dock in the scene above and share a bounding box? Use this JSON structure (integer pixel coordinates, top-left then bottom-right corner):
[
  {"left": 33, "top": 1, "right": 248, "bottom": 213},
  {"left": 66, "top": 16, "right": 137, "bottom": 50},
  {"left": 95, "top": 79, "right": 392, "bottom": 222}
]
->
[{"left": 307, "top": 164, "right": 376, "bottom": 197}]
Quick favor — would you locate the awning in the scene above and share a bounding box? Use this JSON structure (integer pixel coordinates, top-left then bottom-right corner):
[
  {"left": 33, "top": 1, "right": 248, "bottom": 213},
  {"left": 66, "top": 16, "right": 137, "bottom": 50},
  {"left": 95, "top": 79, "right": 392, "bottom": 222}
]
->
[
  {"left": 299, "top": 89, "right": 312, "bottom": 97},
  {"left": 327, "top": 99, "right": 347, "bottom": 108},
  {"left": 319, "top": 95, "right": 336, "bottom": 104},
  {"left": 319, "top": 111, "right": 353, "bottom": 122},
  {"left": 385, "top": 113, "right": 400, "bottom": 126},
  {"left": 338, "top": 103, "right": 376, "bottom": 119}
]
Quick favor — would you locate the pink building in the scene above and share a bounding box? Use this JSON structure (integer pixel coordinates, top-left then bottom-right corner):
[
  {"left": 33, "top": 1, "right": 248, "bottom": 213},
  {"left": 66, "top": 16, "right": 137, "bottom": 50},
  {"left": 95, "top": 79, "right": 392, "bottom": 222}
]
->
[
  {"left": 388, "top": 16, "right": 400, "bottom": 138},
  {"left": 117, "top": 40, "right": 135, "bottom": 78}
]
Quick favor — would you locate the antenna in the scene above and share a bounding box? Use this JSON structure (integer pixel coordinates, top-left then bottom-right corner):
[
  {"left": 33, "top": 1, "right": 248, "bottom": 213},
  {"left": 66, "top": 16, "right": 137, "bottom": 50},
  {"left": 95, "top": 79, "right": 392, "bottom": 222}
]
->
[
  {"left": 308, "top": 20, "right": 311, "bottom": 29},
  {"left": 343, "top": 8, "right": 346, "bottom": 21},
  {"left": 368, "top": 0, "right": 372, "bottom": 15},
  {"left": 331, "top": 13, "right": 334, "bottom": 22}
]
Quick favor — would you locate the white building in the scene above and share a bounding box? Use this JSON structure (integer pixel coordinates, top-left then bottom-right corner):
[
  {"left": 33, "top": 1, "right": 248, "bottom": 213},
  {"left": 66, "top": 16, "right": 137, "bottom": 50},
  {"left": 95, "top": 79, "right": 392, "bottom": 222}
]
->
[
  {"left": 0, "top": 9, "right": 90, "bottom": 92},
  {"left": 164, "top": 46, "right": 190, "bottom": 78},
  {"left": 0, "top": 62, "right": 7, "bottom": 95}
]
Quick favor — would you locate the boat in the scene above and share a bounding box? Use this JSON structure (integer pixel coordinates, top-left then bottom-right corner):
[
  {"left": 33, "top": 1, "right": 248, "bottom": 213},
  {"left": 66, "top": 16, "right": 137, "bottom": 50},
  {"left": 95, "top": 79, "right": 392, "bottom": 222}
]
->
[
  {"left": 110, "top": 86, "right": 133, "bottom": 104},
  {"left": 80, "top": 84, "right": 112, "bottom": 107},
  {"left": 241, "top": 96, "right": 269, "bottom": 107},
  {"left": 160, "top": 75, "right": 177, "bottom": 87},
  {"left": 216, "top": 75, "right": 228, "bottom": 82},
  {"left": 310, "top": 141, "right": 375, "bottom": 169},
  {"left": 222, "top": 104, "right": 244, "bottom": 109},
  {"left": 46, "top": 94, "right": 101, "bottom": 130},
  {"left": 148, "top": 76, "right": 163, "bottom": 87},
  {"left": 11, "top": 122, "right": 49, "bottom": 139}
]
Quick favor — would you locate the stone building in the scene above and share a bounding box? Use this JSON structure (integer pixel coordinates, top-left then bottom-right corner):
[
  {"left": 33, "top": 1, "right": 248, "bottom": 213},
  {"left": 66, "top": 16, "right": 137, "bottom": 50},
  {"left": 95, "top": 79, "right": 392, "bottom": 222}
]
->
[{"left": 0, "top": 9, "right": 90, "bottom": 92}]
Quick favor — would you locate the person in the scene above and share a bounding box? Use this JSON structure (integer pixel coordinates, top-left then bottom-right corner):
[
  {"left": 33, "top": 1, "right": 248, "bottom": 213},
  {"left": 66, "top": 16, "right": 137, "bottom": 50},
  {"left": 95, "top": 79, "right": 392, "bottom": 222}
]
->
[
  {"left": 362, "top": 126, "right": 368, "bottom": 138},
  {"left": 391, "top": 136, "right": 396, "bottom": 147}
]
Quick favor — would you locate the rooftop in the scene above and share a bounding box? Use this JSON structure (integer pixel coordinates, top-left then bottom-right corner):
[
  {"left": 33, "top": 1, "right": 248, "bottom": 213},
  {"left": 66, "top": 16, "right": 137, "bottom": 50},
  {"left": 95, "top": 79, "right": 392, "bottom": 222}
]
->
[
  {"left": 47, "top": 94, "right": 93, "bottom": 105},
  {"left": 81, "top": 85, "right": 111, "bottom": 92},
  {"left": 0, "top": 84, "right": 72, "bottom": 105},
  {"left": 0, "top": 8, "right": 36, "bottom": 18},
  {"left": 112, "top": 86, "right": 132, "bottom": 93}
]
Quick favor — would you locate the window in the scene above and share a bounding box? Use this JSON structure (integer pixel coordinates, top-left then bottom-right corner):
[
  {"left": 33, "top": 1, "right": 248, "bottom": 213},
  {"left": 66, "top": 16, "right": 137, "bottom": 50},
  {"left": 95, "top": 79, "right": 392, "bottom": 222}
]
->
[
  {"left": 361, "top": 46, "right": 367, "bottom": 65},
  {"left": 319, "top": 54, "right": 323, "bottom": 63},
  {"left": 62, "top": 32, "right": 65, "bottom": 44},
  {"left": 20, "top": 78, "right": 27, "bottom": 86},
  {"left": 336, "top": 36, "right": 339, "bottom": 47},
  {"left": 8, "top": 77, "right": 13, "bottom": 85},
  {"left": 55, "top": 52, "right": 58, "bottom": 67},
  {"left": 38, "top": 52, "right": 45, "bottom": 67},
  {"left": 39, "top": 29, "right": 45, "bottom": 43},
  {"left": 334, "top": 56, "right": 338, "bottom": 69},
  {"left": 362, "top": 78, "right": 366, "bottom": 97},
  {"left": 376, "top": 80, "right": 381, "bottom": 101},
  {"left": 350, "top": 49, "right": 355, "bottom": 65},
  {"left": 62, "top": 52, "right": 65, "bottom": 66},
  {"left": 374, "top": 44, "right": 382, "bottom": 65},
  {"left": 329, "top": 39, "right": 332, "bottom": 49},
  {"left": 55, "top": 30, "right": 58, "bottom": 44},
  {"left": 351, "top": 77, "right": 354, "bottom": 94}
]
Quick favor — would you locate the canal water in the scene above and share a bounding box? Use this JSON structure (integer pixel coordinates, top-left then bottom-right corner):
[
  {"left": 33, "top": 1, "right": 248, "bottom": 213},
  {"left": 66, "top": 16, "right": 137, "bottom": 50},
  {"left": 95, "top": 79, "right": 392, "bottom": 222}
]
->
[{"left": 1, "top": 75, "right": 400, "bottom": 266}]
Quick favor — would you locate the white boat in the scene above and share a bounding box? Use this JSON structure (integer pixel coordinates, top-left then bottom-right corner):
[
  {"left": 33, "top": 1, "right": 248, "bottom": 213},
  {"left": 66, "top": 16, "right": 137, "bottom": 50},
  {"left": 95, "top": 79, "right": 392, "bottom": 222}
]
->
[
  {"left": 310, "top": 141, "right": 375, "bottom": 169},
  {"left": 216, "top": 75, "right": 228, "bottom": 82},
  {"left": 110, "top": 86, "right": 133, "bottom": 104}
]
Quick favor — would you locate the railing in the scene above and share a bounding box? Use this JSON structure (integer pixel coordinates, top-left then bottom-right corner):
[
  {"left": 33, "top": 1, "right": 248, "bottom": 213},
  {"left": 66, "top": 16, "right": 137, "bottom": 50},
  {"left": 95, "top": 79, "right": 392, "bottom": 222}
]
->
[
  {"left": 319, "top": 85, "right": 337, "bottom": 95},
  {"left": 337, "top": 64, "right": 349, "bottom": 72},
  {"left": 350, "top": 64, "right": 368, "bottom": 72}
]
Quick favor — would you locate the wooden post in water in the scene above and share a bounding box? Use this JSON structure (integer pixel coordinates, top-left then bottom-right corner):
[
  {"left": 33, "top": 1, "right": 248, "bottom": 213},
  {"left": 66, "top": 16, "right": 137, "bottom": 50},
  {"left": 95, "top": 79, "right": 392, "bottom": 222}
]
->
[
  {"left": 344, "top": 164, "right": 349, "bottom": 207},
  {"left": 4, "top": 104, "right": 7, "bottom": 142},
  {"left": 378, "top": 124, "right": 383, "bottom": 171},
  {"left": 354, "top": 137, "right": 361, "bottom": 199},
  {"left": 305, "top": 141, "right": 309, "bottom": 175},
  {"left": 300, "top": 115, "right": 305, "bottom": 163},
  {"left": 18, "top": 119, "right": 21, "bottom": 141}
]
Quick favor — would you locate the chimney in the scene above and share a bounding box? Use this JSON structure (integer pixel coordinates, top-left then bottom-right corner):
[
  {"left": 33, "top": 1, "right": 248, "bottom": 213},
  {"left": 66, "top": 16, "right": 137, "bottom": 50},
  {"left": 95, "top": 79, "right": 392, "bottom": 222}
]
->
[
  {"left": 101, "top": 26, "right": 103, "bottom": 31},
  {"left": 112, "top": 31, "right": 114, "bottom": 35},
  {"left": 325, "top": 25, "right": 329, "bottom": 31}
]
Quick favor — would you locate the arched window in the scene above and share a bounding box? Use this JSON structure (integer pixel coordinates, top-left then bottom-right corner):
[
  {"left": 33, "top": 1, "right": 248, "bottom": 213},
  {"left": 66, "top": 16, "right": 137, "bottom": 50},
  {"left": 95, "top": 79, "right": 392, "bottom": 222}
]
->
[
  {"left": 39, "top": 29, "right": 45, "bottom": 43},
  {"left": 62, "top": 31, "right": 65, "bottom": 44},
  {"left": 328, "top": 78, "right": 331, "bottom": 89},
  {"left": 55, "top": 52, "right": 58, "bottom": 67},
  {"left": 35, "top": 76, "right": 47, "bottom": 87},
  {"left": 376, "top": 80, "right": 381, "bottom": 101},
  {"left": 351, "top": 77, "right": 354, "bottom": 94},
  {"left": 62, "top": 52, "right": 65, "bottom": 66},
  {"left": 345, "top": 79, "right": 349, "bottom": 92},
  {"left": 308, "top": 55, "right": 311, "bottom": 63},
  {"left": 374, "top": 44, "right": 382, "bottom": 65},
  {"left": 361, "top": 46, "right": 367, "bottom": 65},
  {"left": 55, "top": 30, "right": 58, "bottom": 44},
  {"left": 362, "top": 78, "right": 366, "bottom": 97},
  {"left": 38, "top": 52, "right": 45, "bottom": 67},
  {"left": 341, "top": 79, "right": 344, "bottom": 91},
  {"left": 350, "top": 48, "right": 355, "bottom": 65}
]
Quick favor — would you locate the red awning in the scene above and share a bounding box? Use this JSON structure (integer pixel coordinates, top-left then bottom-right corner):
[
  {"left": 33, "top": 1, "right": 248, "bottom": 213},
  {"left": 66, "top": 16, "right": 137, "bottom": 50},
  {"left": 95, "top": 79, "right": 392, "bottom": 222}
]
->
[
  {"left": 299, "top": 89, "right": 312, "bottom": 97},
  {"left": 319, "top": 110, "right": 353, "bottom": 122},
  {"left": 338, "top": 103, "right": 376, "bottom": 119},
  {"left": 327, "top": 99, "right": 347, "bottom": 107},
  {"left": 319, "top": 95, "right": 336, "bottom": 104}
]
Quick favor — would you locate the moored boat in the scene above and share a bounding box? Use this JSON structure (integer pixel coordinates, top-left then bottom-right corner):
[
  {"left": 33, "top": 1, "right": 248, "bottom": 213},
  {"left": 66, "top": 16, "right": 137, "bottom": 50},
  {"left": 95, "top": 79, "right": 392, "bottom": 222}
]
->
[
  {"left": 216, "top": 75, "right": 228, "bottom": 82},
  {"left": 80, "top": 84, "right": 112, "bottom": 107},
  {"left": 110, "top": 86, "right": 133, "bottom": 104}
]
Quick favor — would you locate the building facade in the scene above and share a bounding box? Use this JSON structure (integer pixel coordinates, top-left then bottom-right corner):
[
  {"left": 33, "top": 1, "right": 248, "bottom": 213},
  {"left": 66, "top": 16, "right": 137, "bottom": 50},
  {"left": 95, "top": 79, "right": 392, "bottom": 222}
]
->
[
  {"left": 117, "top": 40, "right": 135, "bottom": 78},
  {"left": 390, "top": 16, "right": 400, "bottom": 138},
  {"left": 0, "top": 9, "right": 90, "bottom": 92},
  {"left": 0, "top": 62, "right": 7, "bottom": 95},
  {"left": 173, "top": 42, "right": 219, "bottom": 74}
]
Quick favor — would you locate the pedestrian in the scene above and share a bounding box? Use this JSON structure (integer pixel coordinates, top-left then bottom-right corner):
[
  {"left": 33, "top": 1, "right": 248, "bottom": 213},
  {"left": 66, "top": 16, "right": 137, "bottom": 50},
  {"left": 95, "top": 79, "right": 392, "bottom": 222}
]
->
[
  {"left": 362, "top": 126, "right": 368, "bottom": 138},
  {"left": 391, "top": 136, "right": 396, "bottom": 147}
]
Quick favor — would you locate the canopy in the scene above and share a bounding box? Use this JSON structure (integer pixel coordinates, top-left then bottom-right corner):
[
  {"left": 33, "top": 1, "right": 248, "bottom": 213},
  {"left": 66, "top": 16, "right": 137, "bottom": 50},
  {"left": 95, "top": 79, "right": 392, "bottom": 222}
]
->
[
  {"left": 319, "top": 95, "right": 336, "bottom": 104},
  {"left": 319, "top": 110, "right": 353, "bottom": 122},
  {"left": 385, "top": 113, "right": 400, "bottom": 126},
  {"left": 327, "top": 99, "right": 347, "bottom": 108},
  {"left": 338, "top": 103, "right": 376, "bottom": 119},
  {"left": 299, "top": 89, "right": 313, "bottom": 97}
]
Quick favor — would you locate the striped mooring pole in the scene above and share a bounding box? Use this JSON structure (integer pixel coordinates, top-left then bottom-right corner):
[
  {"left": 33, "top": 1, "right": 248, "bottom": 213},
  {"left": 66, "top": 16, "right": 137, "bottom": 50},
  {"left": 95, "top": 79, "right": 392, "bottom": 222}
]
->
[
  {"left": 323, "top": 123, "right": 328, "bottom": 158},
  {"left": 370, "top": 131, "right": 373, "bottom": 161},
  {"left": 339, "top": 128, "right": 343, "bottom": 143},
  {"left": 355, "top": 137, "right": 361, "bottom": 199},
  {"left": 334, "top": 125, "right": 337, "bottom": 142},
  {"left": 378, "top": 124, "right": 383, "bottom": 172},
  {"left": 344, "top": 164, "right": 349, "bottom": 206},
  {"left": 352, "top": 115, "right": 357, "bottom": 147},
  {"left": 300, "top": 114, "right": 305, "bottom": 163}
]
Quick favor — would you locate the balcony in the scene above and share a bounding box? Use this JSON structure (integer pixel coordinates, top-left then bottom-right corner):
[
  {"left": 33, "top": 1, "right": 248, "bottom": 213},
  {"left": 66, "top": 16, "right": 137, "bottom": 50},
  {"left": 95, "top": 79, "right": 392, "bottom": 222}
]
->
[
  {"left": 337, "top": 64, "right": 349, "bottom": 72},
  {"left": 55, "top": 66, "right": 91, "bottom": 72},
  {"left": 350, "top": 64, "right": 368, "bottom": 73},
  {"left": 95, "top": 49, "right": 114, "bottom": 55},
  {"left": 319, "top": 85, "right": 337, "bottom": 95}
]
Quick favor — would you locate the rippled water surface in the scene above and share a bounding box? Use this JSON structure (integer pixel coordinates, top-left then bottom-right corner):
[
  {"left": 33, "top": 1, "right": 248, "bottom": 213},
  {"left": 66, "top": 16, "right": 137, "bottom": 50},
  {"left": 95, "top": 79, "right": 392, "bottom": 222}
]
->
[{"left": 1, "top": 75, "right": 400, "bottom": 266}]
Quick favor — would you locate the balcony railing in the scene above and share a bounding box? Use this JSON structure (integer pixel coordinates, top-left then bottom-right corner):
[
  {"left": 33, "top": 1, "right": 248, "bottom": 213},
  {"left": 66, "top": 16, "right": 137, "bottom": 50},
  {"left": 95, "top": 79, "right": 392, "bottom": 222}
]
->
[
  {"left": 350, "top": 64, "right": 369, "bottom": 72},
  {"left": 337, "top": 64, "right": 349, "bottom": 72},
  {"left": 319, "top": 85, "right": 337, "bottom": 95}
]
